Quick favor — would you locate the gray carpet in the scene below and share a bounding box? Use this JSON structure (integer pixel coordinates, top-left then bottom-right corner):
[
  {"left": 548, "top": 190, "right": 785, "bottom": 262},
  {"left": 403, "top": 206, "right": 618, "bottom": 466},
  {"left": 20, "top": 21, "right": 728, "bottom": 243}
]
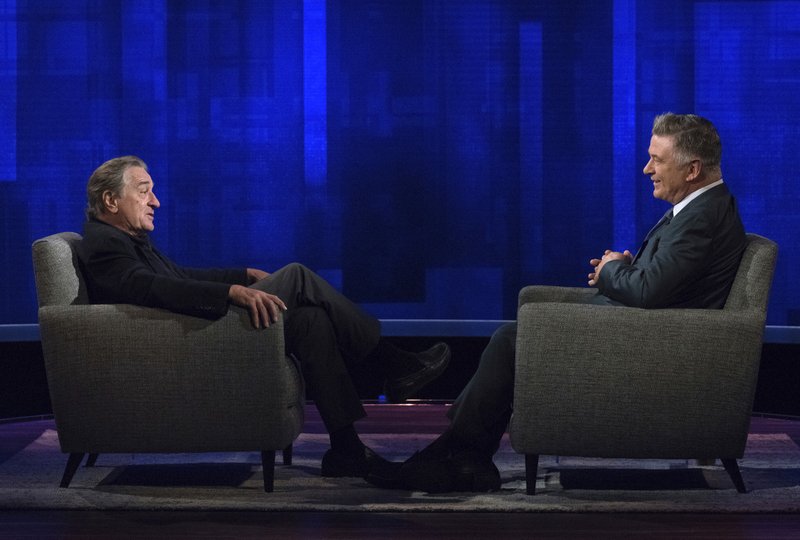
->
[{"left": 1, "top": 430, "right": 799, "bottom": 512}]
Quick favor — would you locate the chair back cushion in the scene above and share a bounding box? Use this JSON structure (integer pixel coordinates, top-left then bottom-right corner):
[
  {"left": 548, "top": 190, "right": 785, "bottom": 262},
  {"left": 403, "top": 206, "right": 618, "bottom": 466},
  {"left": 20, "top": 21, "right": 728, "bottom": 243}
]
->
[
  {"left": 723, "top": 233, "right": 778, "bottom": 316},
  {"left": 32, "top": 232, "right": 89, "bottom": 307}
]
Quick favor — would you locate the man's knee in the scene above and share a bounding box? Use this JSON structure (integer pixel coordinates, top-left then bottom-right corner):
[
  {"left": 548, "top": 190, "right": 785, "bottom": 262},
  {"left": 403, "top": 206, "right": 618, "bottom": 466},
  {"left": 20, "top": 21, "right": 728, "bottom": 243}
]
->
[
  {"left": 254, "top": 262, "right": 316, "bottom": 299},
  {"left": 491, "top": 322, "right": 517, "bottom": 349},
  {"left": 281, "top": 262, "right": 312, "bottom": 279}
]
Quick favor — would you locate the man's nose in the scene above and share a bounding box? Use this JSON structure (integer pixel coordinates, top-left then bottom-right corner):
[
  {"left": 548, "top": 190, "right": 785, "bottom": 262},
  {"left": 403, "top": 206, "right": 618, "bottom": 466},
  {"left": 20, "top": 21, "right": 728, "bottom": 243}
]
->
[
  {"left": 643, "top": 159, "right": 654, "bottom": 175},
  {"left": 150, "top": 193, "right": 161, "bottom": 208}
]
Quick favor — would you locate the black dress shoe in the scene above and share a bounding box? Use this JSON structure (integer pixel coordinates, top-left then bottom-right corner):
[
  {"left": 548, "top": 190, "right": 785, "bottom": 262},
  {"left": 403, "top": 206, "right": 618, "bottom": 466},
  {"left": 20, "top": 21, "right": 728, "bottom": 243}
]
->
[
  {"left": 364, "top": 459, "right": 405, "bottom": 489},
  {"left": 365, "top": 431, "right": 454, "bottom": 490},
  {"left": 320, "top": 446, "right": 400, "bottom": 479},
  {"left": 397, "top": 450, "right": 457, "bottom": 493},
  {"left": 450, "top": 449, "right": 501, "bottom": 492},
  {"left": 384, "top": 342, "right": 451, "bottom": 403},
  {"left": 398, "top": 446, "right": 500, "bottom": 493}
]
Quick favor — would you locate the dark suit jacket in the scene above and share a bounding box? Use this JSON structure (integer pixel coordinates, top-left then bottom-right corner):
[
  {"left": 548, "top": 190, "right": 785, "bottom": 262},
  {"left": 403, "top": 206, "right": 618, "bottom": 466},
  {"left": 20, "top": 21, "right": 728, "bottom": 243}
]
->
[
  {"left": 595, "top": 183, "right": 746, "bottom": 309},
  {"left": 78, "top": 219, "right": 248, "bottom": 319}
]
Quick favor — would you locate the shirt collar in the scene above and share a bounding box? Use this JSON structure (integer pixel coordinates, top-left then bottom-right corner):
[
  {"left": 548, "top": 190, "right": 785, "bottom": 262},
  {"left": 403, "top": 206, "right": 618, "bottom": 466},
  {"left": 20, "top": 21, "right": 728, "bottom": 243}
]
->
[
  {"left": 673, "top": 178, "right": 724, "bottom": 216},
  {"left": 88, "top": 217, "right": 151, "bottom": 246}
]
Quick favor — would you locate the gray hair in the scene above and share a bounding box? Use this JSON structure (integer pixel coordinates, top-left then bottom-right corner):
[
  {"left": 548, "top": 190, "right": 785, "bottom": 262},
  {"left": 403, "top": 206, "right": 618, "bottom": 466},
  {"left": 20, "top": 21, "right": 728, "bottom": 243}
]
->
[
  {"left": 652, "top": 113, "right": 722, "bottom": 173},
  {"left": 85, "top": 156, "right": 148, "bottom": 220}
]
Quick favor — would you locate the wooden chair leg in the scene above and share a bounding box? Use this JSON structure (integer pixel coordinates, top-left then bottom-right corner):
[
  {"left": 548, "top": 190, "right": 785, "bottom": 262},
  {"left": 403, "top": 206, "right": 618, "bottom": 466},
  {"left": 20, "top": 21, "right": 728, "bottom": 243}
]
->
[
  {"left": 86, "top": 453, "right": 99, "bottom": 467},
  {"left": 261, "top": 450, "right": 276, "bottom": 493},
  {"left": 282, "top": 444, "right": 292, "bottom": 466},
  {"left": 722, "top": 458, "right": 747, "bottom": 493},
  {"left": 525, "top": 454, "right": 540, "bottom": 495},
  {"left": 60, "top": 453, "right": 85, "bottom": 488}
]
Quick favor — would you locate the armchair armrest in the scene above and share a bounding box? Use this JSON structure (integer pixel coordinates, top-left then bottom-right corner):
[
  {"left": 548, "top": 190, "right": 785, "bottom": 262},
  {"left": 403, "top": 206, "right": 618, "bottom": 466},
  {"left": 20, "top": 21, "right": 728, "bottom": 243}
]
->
[{"left": 518, "top": 285, "right": 598, "bottom": 308}]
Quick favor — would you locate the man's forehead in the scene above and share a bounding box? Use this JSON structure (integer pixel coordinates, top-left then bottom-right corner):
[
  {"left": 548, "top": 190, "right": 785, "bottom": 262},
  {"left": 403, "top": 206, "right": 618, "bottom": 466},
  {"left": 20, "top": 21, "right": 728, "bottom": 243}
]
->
[
  {"left": 124, "top": 166, "right": 153, "bottom": 185},
  {"left": 649, "top": 134, "right": 675, "bottom": 155}
]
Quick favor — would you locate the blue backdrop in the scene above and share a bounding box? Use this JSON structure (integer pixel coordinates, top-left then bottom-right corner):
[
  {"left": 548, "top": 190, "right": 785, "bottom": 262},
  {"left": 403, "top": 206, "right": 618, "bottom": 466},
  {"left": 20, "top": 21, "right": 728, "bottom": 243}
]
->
[{"left": 2, "top": 0, "right": 798, "bottom": 325}]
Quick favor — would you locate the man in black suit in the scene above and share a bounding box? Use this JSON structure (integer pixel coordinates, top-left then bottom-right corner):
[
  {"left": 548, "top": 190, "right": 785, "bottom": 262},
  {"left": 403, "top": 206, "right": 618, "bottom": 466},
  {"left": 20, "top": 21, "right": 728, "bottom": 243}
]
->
[
  {"left": 371, "top": 113, "right": 747, "bottom": 493},
  {"left": 78, "top": 155, "right": 451, "bottom": 481}
]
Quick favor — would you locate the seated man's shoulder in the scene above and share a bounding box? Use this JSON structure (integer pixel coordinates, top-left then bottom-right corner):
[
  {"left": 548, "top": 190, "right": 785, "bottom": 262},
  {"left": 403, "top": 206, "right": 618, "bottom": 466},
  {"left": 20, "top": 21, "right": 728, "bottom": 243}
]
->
[{"left": 80, "top": 221, "right": 137, "bottom": 258}]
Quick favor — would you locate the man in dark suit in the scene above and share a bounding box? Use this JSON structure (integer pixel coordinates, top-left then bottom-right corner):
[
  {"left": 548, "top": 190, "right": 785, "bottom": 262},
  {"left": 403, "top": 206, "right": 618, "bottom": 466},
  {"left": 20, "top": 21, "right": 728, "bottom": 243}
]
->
[
  {"left": 78, "top": 155, "right": 451, "bottom": 482},
  {"left": 589, "top": 114, "right": 745, "bottom": 310},
  {"left": 371, "top": 113, "right": 747, "bottom": 493}
]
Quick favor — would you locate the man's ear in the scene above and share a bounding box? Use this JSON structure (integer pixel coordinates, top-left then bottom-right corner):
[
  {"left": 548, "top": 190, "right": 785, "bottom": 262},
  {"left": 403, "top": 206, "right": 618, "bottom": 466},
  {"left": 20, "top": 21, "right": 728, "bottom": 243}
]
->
[
  {"left": 685, "top": 159, "right": 702, "bottom": 182},
  {"left": 102, "top": 190, "right": 119, "bottom": 214}
]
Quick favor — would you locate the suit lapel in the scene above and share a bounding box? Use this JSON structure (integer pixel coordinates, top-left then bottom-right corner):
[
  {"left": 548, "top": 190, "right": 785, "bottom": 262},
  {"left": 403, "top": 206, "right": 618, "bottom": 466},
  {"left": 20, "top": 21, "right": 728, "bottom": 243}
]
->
[{"left": 632, "top": 208, "right": 673, "bottom": 264}]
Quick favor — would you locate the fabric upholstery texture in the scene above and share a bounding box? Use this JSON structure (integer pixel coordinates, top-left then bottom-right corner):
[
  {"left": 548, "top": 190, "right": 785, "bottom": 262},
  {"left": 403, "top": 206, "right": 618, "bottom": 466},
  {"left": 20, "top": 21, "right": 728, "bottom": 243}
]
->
[
  {"left": 510, "top": 233, "right": 777, "bottom": 462},
  {"left": 32, "top": 232, "right": 304, "bottom": 458}
]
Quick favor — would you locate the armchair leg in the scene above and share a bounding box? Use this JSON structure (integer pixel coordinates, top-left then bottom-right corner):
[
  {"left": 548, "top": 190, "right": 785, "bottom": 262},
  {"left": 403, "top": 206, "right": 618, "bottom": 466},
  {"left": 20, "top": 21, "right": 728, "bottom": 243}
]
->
[
  {"left": 60, "top": 453, "right": 85, "bottom": 488},
  {"left": 722, "top": 458, "right": 747, "bottom": 493},
  {"left": 282, "top": 444, "right": 292, "bottom": 466},
  {"left": 261, "top": 450, "right": 276, "bottom": 493},
  {"left": 525, "top": 454, "right": 540, "bottom": 495},
  {"left": 86, "top": 453, "right": 99, "bottom": 467}
]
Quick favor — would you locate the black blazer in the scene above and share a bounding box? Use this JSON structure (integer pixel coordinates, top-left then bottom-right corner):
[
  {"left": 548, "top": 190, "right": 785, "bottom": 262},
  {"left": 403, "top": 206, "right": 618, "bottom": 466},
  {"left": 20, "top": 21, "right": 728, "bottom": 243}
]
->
[
  {"left": 78, "top": 219, "right": 247, "bottom": 319},
  {"left": 595, "top": 183, "right": 746, "bottom": 309}
]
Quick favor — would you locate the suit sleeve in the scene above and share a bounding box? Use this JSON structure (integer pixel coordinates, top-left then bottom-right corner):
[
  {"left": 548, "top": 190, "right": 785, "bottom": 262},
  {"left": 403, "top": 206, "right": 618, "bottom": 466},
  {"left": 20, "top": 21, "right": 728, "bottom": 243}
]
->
[
  {"left": 595, "top": 213, "right": 714, "bottom": 309},
  {"left": 82, "top": 233, "right": 247, "bottom": 319}
]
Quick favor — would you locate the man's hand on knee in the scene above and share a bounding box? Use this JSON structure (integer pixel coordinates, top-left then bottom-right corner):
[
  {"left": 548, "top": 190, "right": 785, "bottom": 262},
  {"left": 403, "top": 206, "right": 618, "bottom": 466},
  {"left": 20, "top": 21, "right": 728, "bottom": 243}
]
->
[{"left": 228, "top": 285, "right": 287, "bottom": 329}]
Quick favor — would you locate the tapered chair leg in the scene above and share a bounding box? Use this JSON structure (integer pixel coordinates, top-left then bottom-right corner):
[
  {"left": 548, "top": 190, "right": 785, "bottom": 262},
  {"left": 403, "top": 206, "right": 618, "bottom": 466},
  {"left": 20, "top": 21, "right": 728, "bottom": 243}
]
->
[
  {"left": 60, "top": 453, "right": 85, "bottom": 488},
  {"left": 261, "top": 450, "right": 276, "bottom": 492},
  {"left": 86, "top": 453, "right": 99, "bottom": 467},
  {"left": 525, "top": 454, "right": 540, "bottom": 495},
  {"left": 282, "top": 444, "right": 292, "bottom": 466},
  {"left": 721, "top": 458, "right": 747, "bottom": 493}
]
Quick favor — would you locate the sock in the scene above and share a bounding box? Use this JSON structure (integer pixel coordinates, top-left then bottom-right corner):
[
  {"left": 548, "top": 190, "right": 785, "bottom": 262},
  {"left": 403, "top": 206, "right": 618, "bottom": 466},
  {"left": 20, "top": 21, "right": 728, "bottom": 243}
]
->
[{"left": 329, "top": 425, "right": 365, "bottom": 455}]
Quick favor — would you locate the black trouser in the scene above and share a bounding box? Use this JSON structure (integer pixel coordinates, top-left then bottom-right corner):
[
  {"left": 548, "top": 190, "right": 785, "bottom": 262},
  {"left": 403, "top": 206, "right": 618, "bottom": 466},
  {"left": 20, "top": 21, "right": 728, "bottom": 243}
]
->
[
  {"left": 251, "top": 263, "right": 381, "bottom": 433},
  {"left": 447, "top": 322, "right": 517, "bottom": 456}
]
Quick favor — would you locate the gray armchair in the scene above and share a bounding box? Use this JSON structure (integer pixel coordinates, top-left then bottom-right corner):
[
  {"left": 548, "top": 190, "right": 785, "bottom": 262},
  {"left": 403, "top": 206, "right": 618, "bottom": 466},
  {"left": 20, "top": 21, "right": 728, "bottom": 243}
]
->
[
  {"left": 32, "top": 232, "right": 305, "bottom": 492},
  {"left": 509, "top": 233, "right": 778, "bottom": 495}
]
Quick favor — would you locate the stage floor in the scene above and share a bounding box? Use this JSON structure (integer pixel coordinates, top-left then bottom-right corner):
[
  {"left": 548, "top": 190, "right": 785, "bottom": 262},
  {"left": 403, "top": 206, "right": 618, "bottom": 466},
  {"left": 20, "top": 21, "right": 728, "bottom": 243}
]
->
[{"left": 1, "top": 405, "right": 800, "bottom": 538}]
